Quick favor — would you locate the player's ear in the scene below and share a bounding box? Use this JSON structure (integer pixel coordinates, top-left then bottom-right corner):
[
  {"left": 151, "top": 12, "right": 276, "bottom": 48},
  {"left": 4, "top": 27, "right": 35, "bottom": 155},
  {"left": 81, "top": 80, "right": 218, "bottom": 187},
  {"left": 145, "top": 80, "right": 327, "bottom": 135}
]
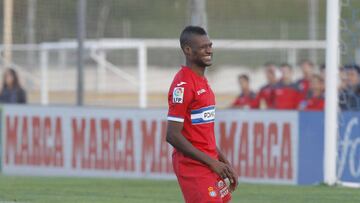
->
[{"left": 182, "top": 45, "right": 192, "bottom": 56}]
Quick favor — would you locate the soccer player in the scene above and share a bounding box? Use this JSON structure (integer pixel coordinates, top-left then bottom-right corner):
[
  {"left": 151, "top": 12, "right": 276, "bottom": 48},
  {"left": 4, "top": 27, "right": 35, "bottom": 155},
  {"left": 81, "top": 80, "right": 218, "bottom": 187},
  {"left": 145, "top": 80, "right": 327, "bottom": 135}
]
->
[
  {"left": 166, "top": 26, "right": 238, "bottom": 203},
  {"left": 231, "top": 74, "right": 256, "bottom": 109}
]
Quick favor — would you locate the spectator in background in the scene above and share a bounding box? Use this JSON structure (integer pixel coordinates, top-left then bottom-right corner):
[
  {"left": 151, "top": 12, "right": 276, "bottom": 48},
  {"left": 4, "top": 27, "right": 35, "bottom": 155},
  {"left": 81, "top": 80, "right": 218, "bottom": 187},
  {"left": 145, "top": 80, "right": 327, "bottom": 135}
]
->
[
  {"left": 339, "top": 64, "right": 360, "bottom": 110},
  {"left": 339, "top": 66, "right": 347, "bottom": 91},
  {"left": 252, "top": 62, "right": 279, "bottom": 109},
  {"left": 272, "top": 63, "right": 300, "bottom": 109},
  {"left": 0, "top": 68, "right": 27, "bottom": 104},
  {"left": 296, "top": 60, "right": 315, "bottom": 98},
  {"left": 319, "top": 64, "right": 326, "bottom": 80},
  {"left": 345, "top": 64, "right": 360, "bottom": 90},
  {"left": 231, "top": 74, "right": 256, "bottom": 109},
  {"left": 298, "top": 74, "right": 325, "bottom": 111}
]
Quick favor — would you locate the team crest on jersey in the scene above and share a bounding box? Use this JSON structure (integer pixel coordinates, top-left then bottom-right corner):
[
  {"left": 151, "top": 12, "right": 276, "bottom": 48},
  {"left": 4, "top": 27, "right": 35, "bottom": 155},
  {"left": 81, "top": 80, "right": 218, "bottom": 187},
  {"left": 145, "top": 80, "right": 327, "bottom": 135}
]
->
[
  {"left": 208, "top": 187, "right": 217, "bottom": 197},
  {"left": 173, "top": 87, "right": 184, "bottom": 103}
]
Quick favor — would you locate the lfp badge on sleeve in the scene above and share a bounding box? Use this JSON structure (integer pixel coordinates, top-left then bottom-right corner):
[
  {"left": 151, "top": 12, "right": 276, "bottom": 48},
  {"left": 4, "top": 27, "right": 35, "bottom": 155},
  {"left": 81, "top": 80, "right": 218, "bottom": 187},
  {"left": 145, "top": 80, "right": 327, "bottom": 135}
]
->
[{"left": 173, "top": 87, "right": 184, "bottom": 103}]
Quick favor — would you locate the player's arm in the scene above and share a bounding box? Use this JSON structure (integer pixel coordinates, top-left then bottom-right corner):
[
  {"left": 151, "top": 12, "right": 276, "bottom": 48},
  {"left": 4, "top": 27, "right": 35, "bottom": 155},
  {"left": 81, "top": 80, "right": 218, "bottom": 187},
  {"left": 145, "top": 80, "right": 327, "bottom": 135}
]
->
[
  {"left": 217, "top": 147, "right": 239, "bottom": 191},
  {"left": 217, "top": 147, "right": 230, "bottom": 165},
  {"left": 166, "top": 121, "right": 233, "bottom": 180}
]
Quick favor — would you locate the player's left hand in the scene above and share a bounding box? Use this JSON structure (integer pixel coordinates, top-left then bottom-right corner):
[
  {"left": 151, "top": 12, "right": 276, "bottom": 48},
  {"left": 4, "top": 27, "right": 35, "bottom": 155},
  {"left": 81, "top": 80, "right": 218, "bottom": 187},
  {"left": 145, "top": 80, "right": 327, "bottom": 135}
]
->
[{"left": 226, "top": 164, "right": 238, "bottom": 192}]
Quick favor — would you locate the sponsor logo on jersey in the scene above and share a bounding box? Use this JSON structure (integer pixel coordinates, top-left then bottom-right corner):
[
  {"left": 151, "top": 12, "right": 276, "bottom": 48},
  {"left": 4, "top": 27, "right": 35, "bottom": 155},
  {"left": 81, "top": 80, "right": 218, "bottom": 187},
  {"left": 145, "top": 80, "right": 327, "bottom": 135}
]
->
[
  {"left": 191, "top": 106, "right": 215, "bottom": 124},
  {"left": 173, "top": 87, "right": 184, "bottom": 103},
  {"left": 217, "top": 180, "right": 224, "bottom": 188},
  {"left": 176, "top": 81, "right": 187, "bottom": 86},
  {"left": 220, "top": 187, "right": 229, "bottom": 198},
  {"left": 217, "top": 179, "right": 229, "bottom": 198},
  {"left": 197, "top": 89, "right": 206, "bottom": 95}
]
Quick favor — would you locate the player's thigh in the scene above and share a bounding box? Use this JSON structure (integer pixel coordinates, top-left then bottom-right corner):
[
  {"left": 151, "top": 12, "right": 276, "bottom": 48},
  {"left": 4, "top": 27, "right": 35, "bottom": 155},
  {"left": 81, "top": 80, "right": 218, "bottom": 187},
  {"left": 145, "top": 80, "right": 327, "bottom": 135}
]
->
[{"left": 178, "top": 172, "right": 231, "bottom": 203}]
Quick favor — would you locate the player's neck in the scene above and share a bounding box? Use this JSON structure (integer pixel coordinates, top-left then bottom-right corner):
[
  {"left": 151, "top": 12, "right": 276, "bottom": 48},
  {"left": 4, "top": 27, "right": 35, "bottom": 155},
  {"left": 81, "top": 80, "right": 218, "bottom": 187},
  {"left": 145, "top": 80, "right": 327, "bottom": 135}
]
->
[{"left": 186, "top": 62, "right": 206, "bottom": 77}]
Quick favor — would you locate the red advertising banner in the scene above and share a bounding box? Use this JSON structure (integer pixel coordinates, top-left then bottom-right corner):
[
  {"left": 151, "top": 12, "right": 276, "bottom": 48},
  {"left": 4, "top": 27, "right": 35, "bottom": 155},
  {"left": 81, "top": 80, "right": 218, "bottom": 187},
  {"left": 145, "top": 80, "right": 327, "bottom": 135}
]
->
[
  {"left": 2, "top": 106, "right": 298, "bottom": 184},
  {"left": 216, "top": 111, "right": 298, "bottom": 184}
]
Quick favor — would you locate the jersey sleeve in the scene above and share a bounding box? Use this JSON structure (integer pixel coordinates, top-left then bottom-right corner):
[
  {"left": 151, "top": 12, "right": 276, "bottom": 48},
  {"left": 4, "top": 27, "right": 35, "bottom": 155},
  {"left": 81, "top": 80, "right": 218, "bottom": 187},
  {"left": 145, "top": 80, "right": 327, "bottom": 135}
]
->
[{"left": 167, "top": 80, "right": 194, "bottom": 122}]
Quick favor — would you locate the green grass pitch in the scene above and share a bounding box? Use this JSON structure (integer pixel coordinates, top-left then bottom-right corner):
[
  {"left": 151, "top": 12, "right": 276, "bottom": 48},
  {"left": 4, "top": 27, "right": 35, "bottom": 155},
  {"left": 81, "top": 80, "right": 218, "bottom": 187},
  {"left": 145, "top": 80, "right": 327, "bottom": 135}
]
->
[{"left": 1, "top": 175, "right": 360, "bottom": 203}]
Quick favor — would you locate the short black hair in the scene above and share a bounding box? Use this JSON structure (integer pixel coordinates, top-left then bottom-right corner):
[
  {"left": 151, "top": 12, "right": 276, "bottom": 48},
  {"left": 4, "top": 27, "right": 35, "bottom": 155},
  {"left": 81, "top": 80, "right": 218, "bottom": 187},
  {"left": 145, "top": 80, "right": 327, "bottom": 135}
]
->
[
  {"left": 238, "top": 74, "right": 249, "bottom": 82},
  {"left": 180, "top": 26, "right": 207, "bottom": 49}
]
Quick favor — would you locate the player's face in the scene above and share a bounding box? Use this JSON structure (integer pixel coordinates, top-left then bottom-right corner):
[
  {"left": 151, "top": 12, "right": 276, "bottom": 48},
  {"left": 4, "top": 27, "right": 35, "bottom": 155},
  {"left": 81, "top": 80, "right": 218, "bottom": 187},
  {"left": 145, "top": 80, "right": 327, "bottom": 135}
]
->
[{"left": 189, "top": 35, "right": 213, "bottom": 67}]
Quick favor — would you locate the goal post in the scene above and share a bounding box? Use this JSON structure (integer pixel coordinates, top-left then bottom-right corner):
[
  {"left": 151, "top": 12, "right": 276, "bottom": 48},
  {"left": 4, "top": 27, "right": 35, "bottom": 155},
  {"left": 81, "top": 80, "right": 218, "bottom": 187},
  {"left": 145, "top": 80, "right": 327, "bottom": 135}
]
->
[{"left": 324, "top": 0, "right": 340, "bottom": 186}]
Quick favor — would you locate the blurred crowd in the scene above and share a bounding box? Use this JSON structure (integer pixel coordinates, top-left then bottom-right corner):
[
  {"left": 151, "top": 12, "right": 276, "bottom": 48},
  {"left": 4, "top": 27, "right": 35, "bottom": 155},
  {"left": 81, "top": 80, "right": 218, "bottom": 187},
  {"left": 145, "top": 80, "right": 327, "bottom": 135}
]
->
[
  {"left": 231, "top": 60, "right": 360, "bottom": 111},
  {"left": 2, "top": 61, "right": 360, "bottom": 110}
]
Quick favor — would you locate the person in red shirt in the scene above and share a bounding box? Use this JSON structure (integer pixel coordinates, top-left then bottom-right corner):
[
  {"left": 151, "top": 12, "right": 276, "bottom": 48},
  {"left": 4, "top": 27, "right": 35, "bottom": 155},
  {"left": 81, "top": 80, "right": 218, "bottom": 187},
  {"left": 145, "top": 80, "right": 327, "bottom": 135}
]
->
[
  {"left": 272, "top": 63, "right": 301, "bottom": 109},
  {"left": 252, "top": 62, "right": 279, "bottom": 109},
  {"left": 166, "top": 26, "right": 237, "bottom": 203},
  {"left": 295, "top": 60, "right": 315, "bottom": 98},
  {"left": 231, "top": 74, "right": 256, "bottom": 109},
  {"left": 298, "top": 74, "right": 325, "bottom": 111}
]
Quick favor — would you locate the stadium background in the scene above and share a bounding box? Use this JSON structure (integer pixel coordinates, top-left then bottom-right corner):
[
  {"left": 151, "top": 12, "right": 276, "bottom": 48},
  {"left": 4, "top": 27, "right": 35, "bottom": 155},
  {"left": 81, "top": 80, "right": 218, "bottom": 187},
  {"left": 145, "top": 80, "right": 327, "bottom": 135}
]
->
[
  {"left": 1, "top": 0, "right": 360, "bottom": 203},
  {"left": 0, "top": 0, "right": 332, "bottom": 107}
]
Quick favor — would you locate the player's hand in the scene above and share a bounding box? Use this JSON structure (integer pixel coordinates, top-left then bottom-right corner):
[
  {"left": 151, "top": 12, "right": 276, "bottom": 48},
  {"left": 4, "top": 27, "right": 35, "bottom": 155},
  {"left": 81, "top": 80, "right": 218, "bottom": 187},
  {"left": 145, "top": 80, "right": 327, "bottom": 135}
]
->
[
  {"left": 209, "top": 160, "right": 235, "bottom": 185},
  {"left": 226, "top": 164, "right": 238, "bottom": 192}
]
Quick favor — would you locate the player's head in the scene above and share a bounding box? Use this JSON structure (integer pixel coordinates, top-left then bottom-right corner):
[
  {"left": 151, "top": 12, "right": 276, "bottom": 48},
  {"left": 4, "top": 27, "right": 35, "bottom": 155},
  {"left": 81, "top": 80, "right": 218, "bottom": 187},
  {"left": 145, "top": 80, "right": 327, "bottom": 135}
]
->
[
  {"left": 238, "top": 74, "right": 250, "bottom": 91},
  {"left": 280, "top": 63, "right": 293, "bottom": 83},
  {"left": 3, "top": 68, "right": 20, "bottom": 89},
  {"left": 180, "top": 26, "right": 213, "bottom": 67},
  {"left": 264, "top": 62, "right": 278, "bottom": 84},
  {"left": 299, "top": 59, "right": 314, "bottom": 78}
]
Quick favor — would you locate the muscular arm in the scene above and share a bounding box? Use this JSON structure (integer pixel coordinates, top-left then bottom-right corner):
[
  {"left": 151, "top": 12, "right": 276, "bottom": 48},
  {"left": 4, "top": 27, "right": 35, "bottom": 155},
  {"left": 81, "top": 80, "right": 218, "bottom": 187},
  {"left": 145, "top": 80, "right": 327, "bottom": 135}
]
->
[
  {"left": 166, "top": 121, "right": 216, "bottom": 167},
  {"left": 166, "top": 121, "right": 233, "bottom": 180},
  {"left": 217, "top": 147, "right": 230, "bottom": 165}
]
